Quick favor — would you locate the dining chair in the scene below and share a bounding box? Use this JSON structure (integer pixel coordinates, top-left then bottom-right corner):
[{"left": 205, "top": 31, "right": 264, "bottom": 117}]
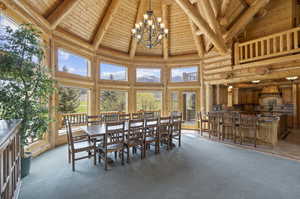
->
[
  {"left": 131, "top": 112, "right": 144, "bottom": 119},
  {"left": 144, "top": 118, "right": 160, "bottom": 157},
  {"left": 143, "top": 111, "right": 155, "bottom": 119},
  {"left": 171, "top": 115, "right": 182, "bottom": 148},
  {"left": 119, "top": 113, "right": 131, "bottom": 121},
  {"left": 239, "top": 114, "right": 258, "bottom": 147},
  {"left": 65, "top": 119, "right": 96, "bottom": 171},
  {"left": 103, "top": 113, "right": 119, "bottom": 123},
  {"left": 197, "top": 112, "right": 209, "bottom": 136},
  {"left": 87, "top": 115, "right": 102, "bottom": 126},
  {"left": 99, "top": 121, "right": 126, "bottom": 170},
  {"left": 158, "top": 116, "right": 172, "bottom": 150},
  {"left": 125, "top": 119, "right": 145, "bottom": 162}
]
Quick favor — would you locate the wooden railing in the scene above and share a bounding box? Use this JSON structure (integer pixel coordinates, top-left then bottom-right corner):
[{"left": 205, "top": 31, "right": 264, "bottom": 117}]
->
[{"left": 235, "top": 27, "right": 300, "bottom": 64}]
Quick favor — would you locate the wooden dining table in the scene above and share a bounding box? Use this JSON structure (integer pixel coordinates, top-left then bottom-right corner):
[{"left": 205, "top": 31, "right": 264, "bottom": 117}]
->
[{"left": 80, "top": 122, "right": 130, "bottom": 137}]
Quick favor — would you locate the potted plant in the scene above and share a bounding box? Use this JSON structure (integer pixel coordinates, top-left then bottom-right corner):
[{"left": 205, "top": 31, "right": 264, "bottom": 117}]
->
[{"left": 0, "top": 24, "right": 55, "bottom": 178}]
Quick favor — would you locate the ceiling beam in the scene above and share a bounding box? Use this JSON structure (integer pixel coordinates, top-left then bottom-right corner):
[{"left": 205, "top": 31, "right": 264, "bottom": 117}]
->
[
  {"left": 92, "top": 0, "right": 122, "bottom": 50},
  {"left": 8, "top": 0, "right": 51, "bottom": 30},
  {"left": 189, "top": 20, "right": 205, "bottom": 57},
  {"left": 129, "top": 0, "right": 147, "bottom": 58},
  {"left": 198, "top": 0, "right": 223, "bottom": 41},
  {"left": 219, "top": 0, "right": 231, "bottom": 26},
  {"left": 174, "top": 0, "right": 227, "bottom": 54},
  {"left": 224, "top": 0, "right": 270, "bottom": 42},
  {"left": 47, "top": 0, "right": 81, "bottom": 30},
  {"left": 209, "top": 0, "right": 220, "bottom": 18},
  {"left": 162, "top": 4, "right": 169, "bottom": 60}
]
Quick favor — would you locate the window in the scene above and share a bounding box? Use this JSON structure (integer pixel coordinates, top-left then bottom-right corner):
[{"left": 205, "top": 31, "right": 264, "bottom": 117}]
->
[
  {"left": 170, "top": 91, "right": 180, "bottom": 112},
  {"left": 100, "top": 62, "right": 127, "bottom": 81},
  {"left": 100, "top": 90, "right": 128, "bottom": 112},
  {"left": 136, "top": 91, "right": 162, "bottom": 111},
  {"left": 0, "top": 13, "right": 18, "bottom": 35},
  {"left": 171, "top": 66, "right": 198, "bottom": 82},
  {"left": 57, "top": 49, "right": 90, "bottom": 77},
  {"left": 136, "top": 68, "right": 161, "bottom": 83},
  {"left": 58, "top": 86, "right": 89, "bottom": 114}
]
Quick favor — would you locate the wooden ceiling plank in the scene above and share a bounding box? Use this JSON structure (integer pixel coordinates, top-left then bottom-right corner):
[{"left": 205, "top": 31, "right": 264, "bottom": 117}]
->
[
  {"left": 174, "top": 0, "right": 227, "bottom": 54},
  {"left": 189, "top": 20, "right": 205, "bottom": 57},
  {"left": 129, "top": 0, "right": 147, "bottom": 58},
  {"left": 224, "top": 0, "right": 270, "bottom": 42},
  {"left": 92, "top": 0, "right": 122, "bottom": 50},
  {"left": 47, "top": 0, "right": 81, "bottom": 30},
  {"left": 162, "top": 4, "right": 169, "bottom": 60}
]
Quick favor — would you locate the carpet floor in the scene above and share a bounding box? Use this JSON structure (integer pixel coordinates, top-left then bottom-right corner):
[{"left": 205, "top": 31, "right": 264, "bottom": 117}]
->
[{"left": 19, "top": 132, "right": 300, "bottom": 199}]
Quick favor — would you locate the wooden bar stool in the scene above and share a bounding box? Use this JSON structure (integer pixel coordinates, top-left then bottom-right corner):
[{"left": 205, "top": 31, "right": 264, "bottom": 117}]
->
[
  {"left": 221, "top": 112, "right": 237, "bottom": 142},
  {"left": 208, "top": 112, "right": 220, "bottom": 139},
  {"left": 239, "top": 114, "right": 258, "bottom": 147},
  {"left": 197, "top": 112, "right": 209, "bottom": 136}
]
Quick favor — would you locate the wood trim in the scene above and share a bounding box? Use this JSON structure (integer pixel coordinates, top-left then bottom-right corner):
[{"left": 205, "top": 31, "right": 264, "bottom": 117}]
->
[{"left": 162, "top": 3, "right": 169, "bottom": 60}]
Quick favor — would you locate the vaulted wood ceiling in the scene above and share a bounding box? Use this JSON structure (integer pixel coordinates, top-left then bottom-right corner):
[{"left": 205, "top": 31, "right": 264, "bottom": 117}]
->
[{"left": 16, "top": 0, "right": 270, "bottom": 58}]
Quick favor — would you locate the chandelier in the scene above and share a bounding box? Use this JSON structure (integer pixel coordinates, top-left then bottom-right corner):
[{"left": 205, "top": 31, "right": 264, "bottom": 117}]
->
[{"left": 131, "top": 0, "right": 168, "bottom": 48}]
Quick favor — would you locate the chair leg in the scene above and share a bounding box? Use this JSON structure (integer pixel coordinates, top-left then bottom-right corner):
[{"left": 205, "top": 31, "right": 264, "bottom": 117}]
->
[
  {"left": 104, "top": 152, "right": 108, "bottom": 171},
  {"left": 72, "top": 153, "right": 75, "bottom": 172},
  {"left": 94, "top": 150, "right": 96, "bottom": 166},
  {"left": 121, "top": 149, "right": 124, "bottom": 165},
  {"left": 68, "top": 149, "right": 71, "bottom": 164},
  {"left": 254, "top": 129, "right": 257, "bottom": 147},
  {"left": 179, "top": 135, "right": 181, "bottom": 147},
  {"left": 114, "top": 151, "right": 117, "bottom": 160}
]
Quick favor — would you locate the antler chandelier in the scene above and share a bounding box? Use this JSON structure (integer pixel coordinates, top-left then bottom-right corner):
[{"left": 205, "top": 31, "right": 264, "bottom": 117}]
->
[{"left": 131, "top": 0, "right": 168, "bottom": 48}]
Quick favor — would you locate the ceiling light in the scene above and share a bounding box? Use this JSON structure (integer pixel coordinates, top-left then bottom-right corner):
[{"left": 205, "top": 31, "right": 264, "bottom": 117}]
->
[
  {"left": 251, "top": 80, "right": 260, "bottom": 84},
  {"left": 131, "top": 0, "right": 168, "bottom": 48},
  {"left": 228, "top": 86, "right": 233, "bottom": 89},
  {"left": 286, "top": 76, "right": 298, "bottom": 81}
]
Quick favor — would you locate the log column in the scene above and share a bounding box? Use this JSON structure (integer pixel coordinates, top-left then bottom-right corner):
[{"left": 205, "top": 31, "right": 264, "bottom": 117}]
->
[
  {"left": 292, "top": 83, "right": 298, "bottom": 129},
  {"left": 206, "top": 84, "right": 213, "bottom": 112},
  {"left": 200, "top": 63, "right": 206, "bottom": 113},
  {"left": 90, "top": 54, "right": 99, "bottom": 116}
]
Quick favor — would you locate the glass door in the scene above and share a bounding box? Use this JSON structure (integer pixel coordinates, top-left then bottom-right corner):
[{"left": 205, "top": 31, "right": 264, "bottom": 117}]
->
[{"left": 182, "top": 92, "right": 197, "bottom": 128}]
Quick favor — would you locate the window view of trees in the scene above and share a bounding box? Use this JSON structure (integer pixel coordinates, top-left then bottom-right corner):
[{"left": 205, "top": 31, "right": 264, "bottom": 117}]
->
[
  {"left": 0, "top": 13, "right": 18, "bottom": 45},
  {"left": 170, "top": 91, "right": 179, "bottom": 112},
  {"left": 171, "top": 66, "right": 198, "bottom": 82},
  {"left": 57, "top": 49, "right": 90, "bottom": 77},
  {"left": 100, "top": 62, "right": 127, "bottom": 81},
  {"left": 136, "top": 91, "right": 162, "bottom": 111},
  {"left": 58, "top": 86, "right": 88, "bottom": 113},
  {"left": 136, "top": 68, "right": 161, "bottom": 83},
  {"left": 100, "top": 90, "right": 128, "bottom": 112}
]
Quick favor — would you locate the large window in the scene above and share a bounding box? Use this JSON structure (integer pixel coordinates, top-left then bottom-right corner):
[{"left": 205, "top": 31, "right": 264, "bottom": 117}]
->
[
  {"left": 0, "top": 13, "right": 18, "bottom": 36},
  {"left": 136, "top": 91, "right": 162, "bottom": 111},
  {"left": 100, "top": 62, "right": 127, "bottom": 81},
  {"left": 171, "top": 66, "right": 198, "bottom": 82},
  {"left": 58, "top": 86, "right": 89, "bottom": 114},
  {"left": 57, "top": 49, "right": 90, "bottom": 77},
  {"left": 170, "top": 91, "right": 180, "bottom": 112},
  {"left": 136, "top": 68, "right": 161, "bottom": 83},
  {"left": 100, "top": 90, "right": 128, "bottom": 112}
]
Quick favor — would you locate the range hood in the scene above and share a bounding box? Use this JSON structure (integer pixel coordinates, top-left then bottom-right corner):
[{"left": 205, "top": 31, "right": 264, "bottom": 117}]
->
[{"left": 260, "top": 86, "right": 282, "bottom": 97}]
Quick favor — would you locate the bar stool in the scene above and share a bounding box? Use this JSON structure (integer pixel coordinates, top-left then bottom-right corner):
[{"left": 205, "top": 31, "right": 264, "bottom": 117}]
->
[
  {"left": 208, "top": 112, "right": 220, "bottom": 139},
  {"left": 221, "top": 112, "right": 237, "bottom": 142},
  {"left": 197, "top": 112, "right": 209, "bottom": 136},
  {"left": 239, "top": 114, "right": 258, "bottom": 147}
]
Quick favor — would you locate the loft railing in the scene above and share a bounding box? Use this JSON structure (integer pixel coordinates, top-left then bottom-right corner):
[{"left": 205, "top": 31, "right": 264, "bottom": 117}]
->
[{"left": 235, "top": 27, "right": 300, "bottom": 64}]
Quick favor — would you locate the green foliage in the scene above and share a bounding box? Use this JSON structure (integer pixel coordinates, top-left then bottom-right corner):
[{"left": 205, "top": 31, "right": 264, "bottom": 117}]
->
[
  {"left": 0, "top": 24, "right": 55, "bottom": 147},
  {"left": 136, "top": 92, "right": 161, "bottom": 111},
  {"left": 100, "top": 90, "right": 127, "bottom": 112},
  {"left": 58, "top": 86, "right": 81, "bottom": 113}
]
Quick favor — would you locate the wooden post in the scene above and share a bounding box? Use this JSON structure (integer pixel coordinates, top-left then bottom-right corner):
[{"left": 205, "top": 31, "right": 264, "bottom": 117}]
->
[
  {"left": 216, "top": 84, "right": 220, "bottom": 105},
  {"left": 233, "top": 87, "right": 239, "bottom": 105},
  {"left": 200, "top": 63, "right": 206, "bottom": 113},
  {"left": 292, "top": 83, "right": 298, "bottom": 129},
  {"left": 206, "top": 84, "right": 213, "bottom": 112},
  {"left": 234, "top": 42, "right": 240, "bottom": 65},
  {"left": 90, "top": 55, "right": 99, "bottom": 116}
]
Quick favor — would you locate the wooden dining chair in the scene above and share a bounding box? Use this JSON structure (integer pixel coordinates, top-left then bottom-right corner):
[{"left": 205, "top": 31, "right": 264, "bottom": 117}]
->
[
  {"left": 125, "top": 119, "right": 145, "bottom": 162},
  {"left": 239, "top": 114, "right": 258, "bottom": 147},
  {"left": 197, "top": 112, "right": 209, "bottom": 136},
  {"left": 144, "top": 118, "right": 160, "bottom": 157},
  {"left": 131, "top": 112, "right": 144, "bottom": 119},
  {"left": 159, "top": 116, "right": 172, "bottom": 150},
  {"left": 87, "top": 115, "right": 102, "bottom": 126},
  {"left": 98, "top": 121, "right": 126, "bottom": 170},
  {"left": 171, "top": 115, "right": 182, "bottom": 148},
  {"left": 143, "top": 111, "right": 155, "bottom": 119},
  {"left": 65, "top": 119, "right": 96, "bottom": 171},
  {"left": 119, "top": 113, "right": 131, "bottom": 121}
]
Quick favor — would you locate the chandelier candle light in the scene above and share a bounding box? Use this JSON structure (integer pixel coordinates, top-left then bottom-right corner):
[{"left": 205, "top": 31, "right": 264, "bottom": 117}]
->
[{"left": 131, "top": 0, "right": 168, "bottom": 48}]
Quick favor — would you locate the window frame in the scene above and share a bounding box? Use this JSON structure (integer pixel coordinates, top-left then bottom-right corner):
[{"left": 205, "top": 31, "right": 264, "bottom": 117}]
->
[
  {"left": 135, "top": 67, "right": 162, "bottom": 83},
  {"left": 99, "top": 62, "right": 128, "bottom": 82},
  {"left": 170, "top": 66, "right": 199, "bottom": 83},
  {"left": 56, "top": 48, "right": 91, "bottom": 78}
]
